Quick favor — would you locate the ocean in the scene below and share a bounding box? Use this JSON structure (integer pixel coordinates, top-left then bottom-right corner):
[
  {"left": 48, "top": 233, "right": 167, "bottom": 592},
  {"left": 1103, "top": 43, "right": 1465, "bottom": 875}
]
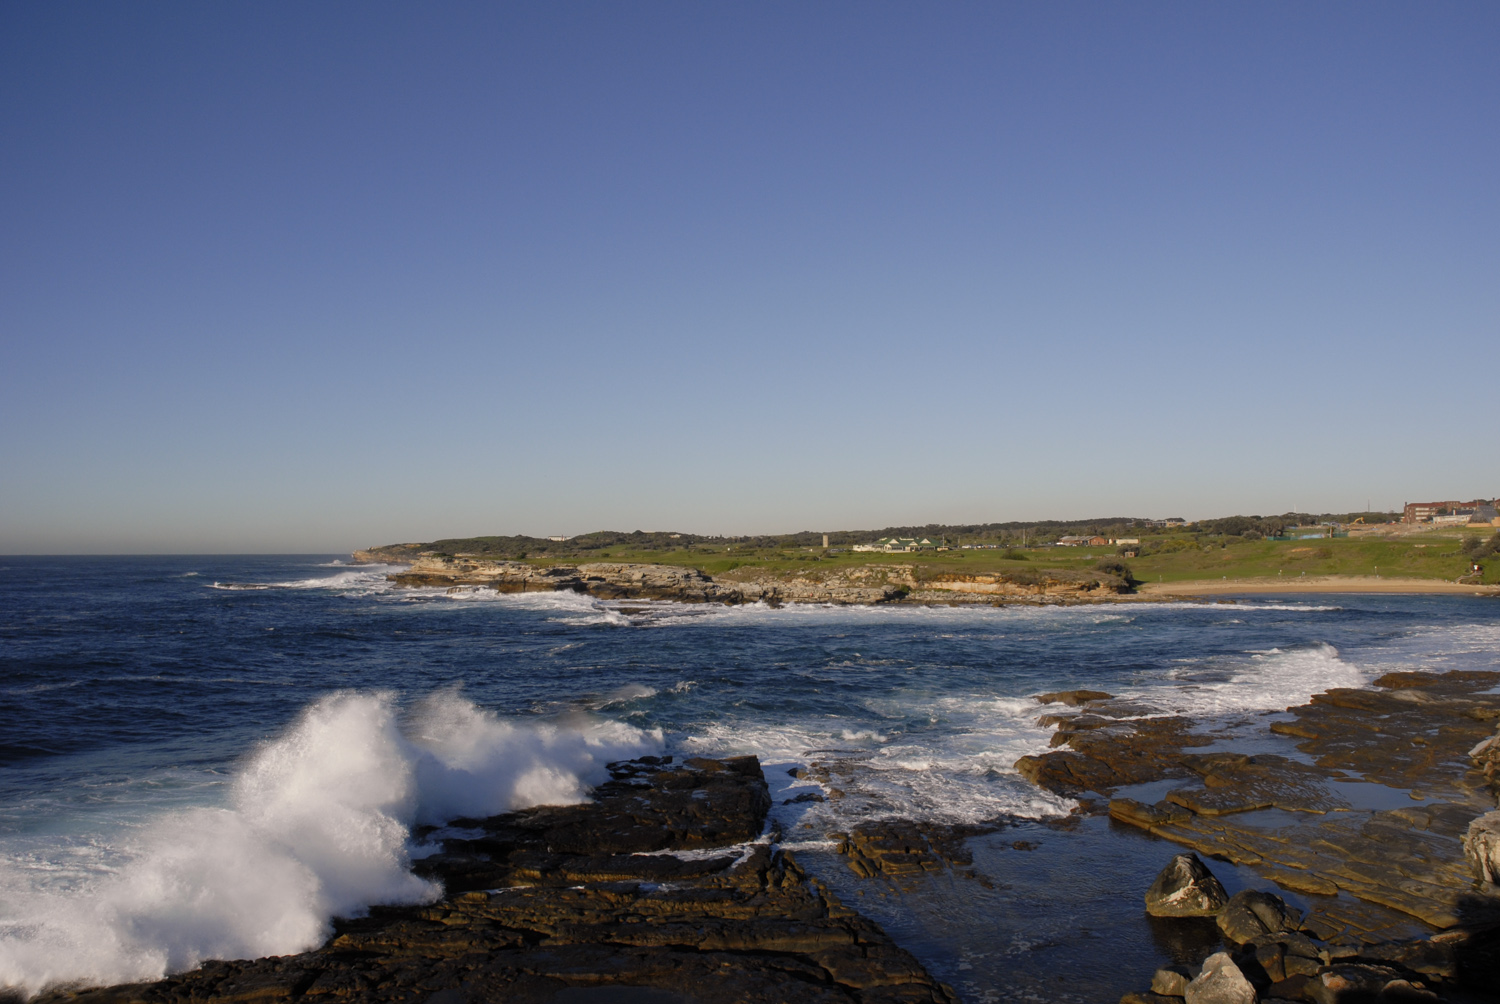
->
[{"left": 2, "top": 555, "right": 1498, "bottom": 1001}]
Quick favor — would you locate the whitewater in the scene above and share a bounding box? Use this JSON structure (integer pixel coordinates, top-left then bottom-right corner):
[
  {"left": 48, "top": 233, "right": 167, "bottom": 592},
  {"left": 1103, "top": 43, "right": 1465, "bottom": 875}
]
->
[
  {"left": 2, "top": 555, "right": 1497, "bottom": 997},
  {"left": 0, "top": 690, "right": 659, "bottom": 991}
]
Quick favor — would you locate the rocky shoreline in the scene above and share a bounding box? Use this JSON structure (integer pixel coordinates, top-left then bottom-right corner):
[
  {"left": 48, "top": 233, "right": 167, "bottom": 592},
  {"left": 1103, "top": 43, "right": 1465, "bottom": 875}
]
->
[
  {"left": 354, "top": 551, "right": 1133, "bottom": 606},
  {"left": 355, "top": 551, "right": 1499, "bottom": 607},
  {"left": 22, "top": 622, "right": 1500, "bottom": 1001},
  {"left": 32, "top": 756, "right": 955, "bottom": 1004},
  {"left": 1016, "top": 675, "right": 1500, "bottom": 1000}
]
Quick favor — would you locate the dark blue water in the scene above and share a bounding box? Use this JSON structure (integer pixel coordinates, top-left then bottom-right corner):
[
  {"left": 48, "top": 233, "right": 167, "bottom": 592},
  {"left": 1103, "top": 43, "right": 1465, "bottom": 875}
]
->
[{"left": 2, "top": 555, "right": 1497, "bottom": 1000}]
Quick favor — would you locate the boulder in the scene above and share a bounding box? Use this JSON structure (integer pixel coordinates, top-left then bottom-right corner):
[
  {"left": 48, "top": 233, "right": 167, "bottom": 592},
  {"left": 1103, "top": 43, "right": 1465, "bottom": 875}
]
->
[
  {"left": 1036, "top": 689, "right": 1112, "bottom": 706},
  {"left": 1145, "top": 853, "right": 1230, "bottom": 917},
  {"left": 1301, "top": 963, "right": 1406, "bottom": 1004},
  {"left": 1463, "top": 809, "right": 1500, "bottom": 884},
  {"left": 1469, "top": 729, "right": 1500, "bottom": 780},
  {"left": 1111, "top": 797, "right": 1192, "bottom": 828},
  {"left": 1247, "top": 939, "right": 1286, "bottom": 984},
  {"left": 1183, "top": 952, "right": 1256, "bottom": 1004},
  {"left": 1216, "top": 889, "right": 1300, "bottom": 944},
  {"left": 1151, "top": 965, "right": 1192, "bottom": 996}
]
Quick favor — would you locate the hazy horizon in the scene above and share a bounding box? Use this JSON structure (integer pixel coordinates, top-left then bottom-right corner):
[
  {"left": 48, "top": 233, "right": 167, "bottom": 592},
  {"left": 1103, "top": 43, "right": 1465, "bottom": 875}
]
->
[
  {"left": 4, "top": 4, "right": 1496, "bottom": 553},
  {"left": 2, "top": 502, "right": 1484, "bottom": 557}
]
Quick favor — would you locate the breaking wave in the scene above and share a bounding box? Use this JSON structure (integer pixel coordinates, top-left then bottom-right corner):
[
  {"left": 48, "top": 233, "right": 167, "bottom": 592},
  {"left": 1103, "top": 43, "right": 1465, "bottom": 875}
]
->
[
  {"left": 679, "top": 693, "right": 1074, "bottom": 829},
  {"left": 1147, "top": 642, "right": 1368, "bottom": 715},
  {"left": 0, "top": 693, "right": 661, "bottom": 995}
]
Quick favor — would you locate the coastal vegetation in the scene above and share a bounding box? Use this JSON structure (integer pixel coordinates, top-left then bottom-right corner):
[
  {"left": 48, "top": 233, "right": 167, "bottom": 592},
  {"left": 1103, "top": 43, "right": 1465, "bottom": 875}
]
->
[{"left": 367, "top": 518, "right": 1500, "bottom": 589}]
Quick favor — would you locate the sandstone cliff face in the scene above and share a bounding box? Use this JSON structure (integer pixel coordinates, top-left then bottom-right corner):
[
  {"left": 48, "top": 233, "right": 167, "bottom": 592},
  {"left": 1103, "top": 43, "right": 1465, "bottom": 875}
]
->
[{"left": 369, "top": 554, "right": 1128, "bottom": 606}]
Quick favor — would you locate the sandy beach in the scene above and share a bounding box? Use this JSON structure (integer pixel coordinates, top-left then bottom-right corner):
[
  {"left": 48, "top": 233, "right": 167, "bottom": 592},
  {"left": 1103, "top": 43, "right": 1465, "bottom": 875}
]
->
[{"left": 1137, "top": 575, "right": 1499, "bottom": 596}]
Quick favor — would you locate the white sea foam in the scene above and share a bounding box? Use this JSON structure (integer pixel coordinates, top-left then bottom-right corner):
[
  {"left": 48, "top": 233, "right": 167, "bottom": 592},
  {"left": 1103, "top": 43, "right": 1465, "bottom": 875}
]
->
[
  {"left": 1347, "top": 621, "right": 1500, "bottom": 679},
  {"left": 1242, "top": 603, "right": 1343, "bottom": 612},
  {"left": 0, "top": 692, "right": 661, "bottom": 996},
  {"left": 205, "top": 568, "right": 395, "bottom": 596},
  {"left": 1139, "top": 642, "right": 1368, "bottom": 716},
  {"left": 271, "top": 569, "right": 395, "bottom": 594},
  {"left": 421, "top": 589, "right": 634, "bottom": 626},
  {"left": 680, "top": 692, "right": 1074, "bottom": 829},
  {"left": 406, "top": 692, "right": 661, "bottom": 824}
]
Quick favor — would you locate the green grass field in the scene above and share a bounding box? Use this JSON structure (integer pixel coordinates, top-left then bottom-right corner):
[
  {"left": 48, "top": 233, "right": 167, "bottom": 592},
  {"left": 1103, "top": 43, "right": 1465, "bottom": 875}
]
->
[{"left": 519, "top": 531, "right": 1496, "bottom": 586}]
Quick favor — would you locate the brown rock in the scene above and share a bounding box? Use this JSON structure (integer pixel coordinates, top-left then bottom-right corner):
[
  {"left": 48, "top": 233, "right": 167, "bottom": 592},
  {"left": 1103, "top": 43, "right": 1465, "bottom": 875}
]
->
[
  {"left": 1301, "top": 963, "right": 1404, "bottom": 1004},
  {"left": 834, "top": 819, "right": 993, "bottom": 880},
  {"left": 1145, "top": 853, "right": 1229, "bottom": 918},
  {"left": 1463, "top": 809, "right": 1500, "bottom": 884},
  {"left": 1035, "top": 690, "right": 1113, "bottom": 706},
  {"left": 1110, "top": 798, "right": 1191, "bottom": 828},
  {"left": 1150, "top": 964, "right": 1192, "bottom": 995},
  {"left": 1016, "top": 715, "right": 1213, "bottom": 796},
  {"left": 1216, "top": 889, "right": 1300, "bottom": 944}
]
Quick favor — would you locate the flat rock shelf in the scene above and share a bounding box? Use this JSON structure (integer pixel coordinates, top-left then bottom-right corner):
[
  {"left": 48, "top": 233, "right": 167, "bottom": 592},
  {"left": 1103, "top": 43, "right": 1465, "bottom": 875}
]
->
[{"left": 1017, "top": 674, "right": 1500, "bottom": 999}]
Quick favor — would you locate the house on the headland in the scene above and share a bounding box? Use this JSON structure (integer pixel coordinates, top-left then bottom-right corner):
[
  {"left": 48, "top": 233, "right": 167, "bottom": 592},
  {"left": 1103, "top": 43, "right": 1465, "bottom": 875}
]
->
[
  {"left": 1110, "top": 538, "right": 1141, "bottom": 546},
  {"left": 870, "top": 537, "right": 938, "bottom": 552},
  {"left": 1086, "top": 536, "right": 1109, "bottom": 547},
  {"left": 1056, "top": 536, "right": 1090, "bottom": 547}
]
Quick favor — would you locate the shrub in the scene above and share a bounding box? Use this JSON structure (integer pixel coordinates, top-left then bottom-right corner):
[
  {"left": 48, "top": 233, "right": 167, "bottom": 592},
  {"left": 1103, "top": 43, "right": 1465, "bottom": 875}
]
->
[
  {"left": 1001, "top": 549, "right": 1030, "bottom": 561},
  {"left": 1093, "top": 558, "right": 1137, "bottom": 585},
  {"left": 1463, "top": 532, "right": 1500, "bottom": 561}
]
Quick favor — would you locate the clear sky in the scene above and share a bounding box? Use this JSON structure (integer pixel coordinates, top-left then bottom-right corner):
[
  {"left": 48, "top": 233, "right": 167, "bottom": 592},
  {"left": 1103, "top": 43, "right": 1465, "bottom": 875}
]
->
[{"left": 2, "top": 3, "right": 1496, "bottom": 552}]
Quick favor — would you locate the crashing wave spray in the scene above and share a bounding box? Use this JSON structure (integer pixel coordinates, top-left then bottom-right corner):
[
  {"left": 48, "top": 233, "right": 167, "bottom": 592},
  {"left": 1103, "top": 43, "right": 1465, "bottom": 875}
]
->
[{"left": 0, "top": 691, "right": 661, "bottom": 995}]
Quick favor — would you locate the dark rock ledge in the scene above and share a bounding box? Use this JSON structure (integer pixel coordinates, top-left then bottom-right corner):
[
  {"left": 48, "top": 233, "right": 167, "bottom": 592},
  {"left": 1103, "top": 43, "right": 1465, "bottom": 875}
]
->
[
  {"left": 1015, "top": 678, "right": 1500, "bottom": 1000},
  {"left": 31, "top": 757, "right": 956, "bottom": 1004}
]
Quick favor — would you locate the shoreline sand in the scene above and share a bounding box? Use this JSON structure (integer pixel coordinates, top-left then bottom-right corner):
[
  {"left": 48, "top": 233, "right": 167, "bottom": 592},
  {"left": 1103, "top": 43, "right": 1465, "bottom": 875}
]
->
[{"left": 1135, "top": 575, "right": 1499, "bottom": 596}]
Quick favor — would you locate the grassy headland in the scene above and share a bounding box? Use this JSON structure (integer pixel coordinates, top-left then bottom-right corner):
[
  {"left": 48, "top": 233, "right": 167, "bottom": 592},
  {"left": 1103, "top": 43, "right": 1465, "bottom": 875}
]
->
[{"left": 363, "top": 516, "right": 1500, "bottom": 593}]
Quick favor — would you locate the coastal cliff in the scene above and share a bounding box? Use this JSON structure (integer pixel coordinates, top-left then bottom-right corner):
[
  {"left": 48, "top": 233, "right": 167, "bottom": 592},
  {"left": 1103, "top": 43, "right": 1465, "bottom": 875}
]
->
[{"left": 353, "top": 550, "right": 1132, "bottom": 605}]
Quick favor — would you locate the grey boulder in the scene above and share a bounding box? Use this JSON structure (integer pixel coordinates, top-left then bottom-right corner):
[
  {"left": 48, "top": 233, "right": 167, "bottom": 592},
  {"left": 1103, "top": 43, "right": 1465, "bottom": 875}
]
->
[{"left": 1184, "top": 952, "right": 1256, "bottom": 1004}]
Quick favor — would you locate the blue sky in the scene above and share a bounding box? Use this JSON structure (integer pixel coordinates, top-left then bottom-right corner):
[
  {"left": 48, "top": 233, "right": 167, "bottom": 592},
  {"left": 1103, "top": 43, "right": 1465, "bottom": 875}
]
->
[{"left": 2, "top": 3, "right": 1496, "bottom": 552}]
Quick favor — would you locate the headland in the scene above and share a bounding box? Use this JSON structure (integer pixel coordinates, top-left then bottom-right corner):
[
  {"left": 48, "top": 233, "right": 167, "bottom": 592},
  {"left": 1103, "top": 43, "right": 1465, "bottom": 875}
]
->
[
  {"left": 353, "top": 541, "right": 1500, "bottom": 607},
  {"left": 352, "top": 515, "right": 1500, "bottom": 605}
]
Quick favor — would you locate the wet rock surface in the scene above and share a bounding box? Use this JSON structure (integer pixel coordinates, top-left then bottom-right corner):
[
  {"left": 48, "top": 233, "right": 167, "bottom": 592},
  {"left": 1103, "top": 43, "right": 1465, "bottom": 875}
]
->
[
  {"left": 1013, "top": 673, "right": 1500, "bottom": 1001},
  {"left": 832, "top": 820, "right": 999, "bottom": 883},
  {"left": 36, "top": 757, "right": 955, "bottom": 1004},
  {"left": 1121, "top": 863, "right": 1500, "bottom": 1002},
  {"left": 1016, "top": 702, "right": 1216, "bottom": 794},
  {"left": 1023, "top": 672, "right": 1500, "bottom": 937}
]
